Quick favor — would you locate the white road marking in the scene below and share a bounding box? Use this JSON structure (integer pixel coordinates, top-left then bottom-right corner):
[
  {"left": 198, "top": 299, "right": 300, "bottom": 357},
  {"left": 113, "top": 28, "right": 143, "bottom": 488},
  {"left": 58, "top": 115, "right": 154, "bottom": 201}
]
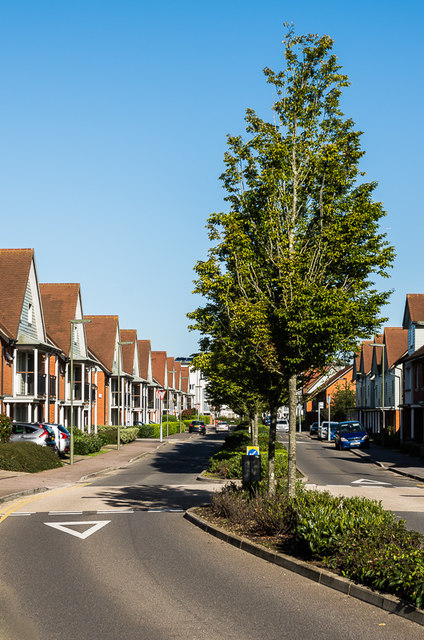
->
[
  {"left": 44, "top": 520, "right": 110, "bottom": 539},
  {"left": 96, "top": 510, "right": 134, "bottom": 514},
  {"left": 48, "top": 511, "right": 83, "bottom": 515},
  {"left": 352, "top": 478, "right": 391, "bottom": 486}
]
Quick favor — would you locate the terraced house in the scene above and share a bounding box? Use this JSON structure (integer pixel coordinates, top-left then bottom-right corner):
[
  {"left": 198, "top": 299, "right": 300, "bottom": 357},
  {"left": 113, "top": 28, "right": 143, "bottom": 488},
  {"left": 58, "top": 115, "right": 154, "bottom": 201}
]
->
[{"left": 0, "top": 248, "right": 193, "bottom": 430}]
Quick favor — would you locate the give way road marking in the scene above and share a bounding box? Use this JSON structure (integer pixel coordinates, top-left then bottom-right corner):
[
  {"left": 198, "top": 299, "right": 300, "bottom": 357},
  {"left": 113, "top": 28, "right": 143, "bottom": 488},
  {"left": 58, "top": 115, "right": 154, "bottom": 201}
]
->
[{"left": 44, "top": 520, "right": 110, "bottom": 539}]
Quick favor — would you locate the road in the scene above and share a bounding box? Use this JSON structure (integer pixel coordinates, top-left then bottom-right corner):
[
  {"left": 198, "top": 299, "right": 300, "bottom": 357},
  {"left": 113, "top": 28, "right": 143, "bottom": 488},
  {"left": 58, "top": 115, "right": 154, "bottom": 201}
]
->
[
  {"left": 282, "top": 433, "right": 424, "bottom": 533},
  {"left": 0, "top": 433, "right": 423, "bottom": 639}
]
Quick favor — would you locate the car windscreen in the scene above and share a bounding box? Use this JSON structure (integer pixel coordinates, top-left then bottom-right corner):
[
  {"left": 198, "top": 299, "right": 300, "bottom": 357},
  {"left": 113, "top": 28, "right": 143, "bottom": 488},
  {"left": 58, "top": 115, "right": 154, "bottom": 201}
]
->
[{"left": 339, "top": 423, "right": 362, "bottom": 432}]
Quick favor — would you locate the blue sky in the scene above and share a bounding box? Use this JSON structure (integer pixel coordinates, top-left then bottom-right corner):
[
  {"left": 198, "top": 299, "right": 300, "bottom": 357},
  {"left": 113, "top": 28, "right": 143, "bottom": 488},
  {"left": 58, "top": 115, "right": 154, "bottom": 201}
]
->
[{"left": 0, "top": 1, "right": 422, "bottom": 356}]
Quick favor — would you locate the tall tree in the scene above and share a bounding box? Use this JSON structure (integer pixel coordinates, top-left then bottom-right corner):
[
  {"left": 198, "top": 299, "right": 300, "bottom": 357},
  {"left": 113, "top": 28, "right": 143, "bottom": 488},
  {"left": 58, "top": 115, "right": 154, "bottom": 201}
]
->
[{"left": 190, "top": 26, "right": 394, "bottom": 496}]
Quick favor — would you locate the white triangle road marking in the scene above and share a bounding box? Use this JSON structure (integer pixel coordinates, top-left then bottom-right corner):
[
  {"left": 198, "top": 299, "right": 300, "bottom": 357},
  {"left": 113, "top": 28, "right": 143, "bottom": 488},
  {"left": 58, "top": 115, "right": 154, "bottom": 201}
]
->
[
  {"left": 352, "top": 478, "right": 391, "bottom": 486},
  {"left": 44, "top": 520, "right": 110, "bottom": 539}
]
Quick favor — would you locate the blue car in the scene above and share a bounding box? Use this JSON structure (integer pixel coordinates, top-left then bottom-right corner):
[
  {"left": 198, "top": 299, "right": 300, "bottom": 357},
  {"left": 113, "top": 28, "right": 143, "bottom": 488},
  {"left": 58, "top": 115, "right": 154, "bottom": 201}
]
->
[{"left": 334, "top": 421, "right": 370, "bottom": 450}]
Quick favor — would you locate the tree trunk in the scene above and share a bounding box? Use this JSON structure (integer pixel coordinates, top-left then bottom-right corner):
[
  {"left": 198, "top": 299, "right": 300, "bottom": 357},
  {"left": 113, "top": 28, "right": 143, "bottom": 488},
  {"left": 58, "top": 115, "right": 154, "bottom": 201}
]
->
[
  {"left": 288, "top": 374, "right": 297, "bottom": 497},
  {"left": 268, "top": 404, "right": 277, "bottom": 496},
  {"left": 252, "top": 412, "right": 259, "bottom": 446}
]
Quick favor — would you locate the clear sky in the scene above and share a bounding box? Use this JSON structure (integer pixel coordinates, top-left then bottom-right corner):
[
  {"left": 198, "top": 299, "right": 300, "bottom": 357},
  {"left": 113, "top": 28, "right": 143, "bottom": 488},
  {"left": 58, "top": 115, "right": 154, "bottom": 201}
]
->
[{"left": 0, "top": 1, "right": 422, "bottom": 357}]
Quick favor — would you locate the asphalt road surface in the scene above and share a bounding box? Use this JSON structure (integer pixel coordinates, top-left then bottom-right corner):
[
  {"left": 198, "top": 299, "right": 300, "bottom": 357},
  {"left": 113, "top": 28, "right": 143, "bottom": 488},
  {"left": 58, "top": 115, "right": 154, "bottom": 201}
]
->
[
  {"left": 0, "top": 433, "right": 423, "bottom": 640},
  {"left": 282, "top": 433, "right": 424, "bottom": 533}
]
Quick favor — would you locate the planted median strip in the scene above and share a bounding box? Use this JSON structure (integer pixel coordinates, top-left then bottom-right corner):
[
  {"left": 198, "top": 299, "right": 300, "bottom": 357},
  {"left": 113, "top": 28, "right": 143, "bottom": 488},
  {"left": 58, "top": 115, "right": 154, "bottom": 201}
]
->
[{"left": 195, "top": 422, "right": 424, "bottom": 619}]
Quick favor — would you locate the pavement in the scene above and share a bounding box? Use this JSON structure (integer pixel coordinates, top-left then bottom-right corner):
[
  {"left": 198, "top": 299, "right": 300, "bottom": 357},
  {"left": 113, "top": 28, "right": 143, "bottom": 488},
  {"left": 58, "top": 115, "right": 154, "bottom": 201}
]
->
[
  {"left": 350, "top": 442, "right": 424, "bottom": 483},
  {"left": 0, "top": 432, "right": 193, "bottom": 504}
]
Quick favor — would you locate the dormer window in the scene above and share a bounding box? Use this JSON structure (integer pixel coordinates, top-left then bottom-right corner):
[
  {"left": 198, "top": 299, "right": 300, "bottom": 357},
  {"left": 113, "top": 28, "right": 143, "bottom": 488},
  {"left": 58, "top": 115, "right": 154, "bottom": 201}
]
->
[{"left": 28, "top": 303, "right": 33, "bottom": 326}]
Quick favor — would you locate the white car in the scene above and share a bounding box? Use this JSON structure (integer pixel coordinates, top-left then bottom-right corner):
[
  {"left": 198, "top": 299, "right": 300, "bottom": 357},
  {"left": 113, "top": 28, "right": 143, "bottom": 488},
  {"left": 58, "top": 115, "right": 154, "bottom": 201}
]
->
[
  {"left": 276, "top": 419, "right": 289, "bottom": 432},
  {"left": 40, "top": 423, "right": 70, "bottom": 456},
  {"left": 215, "top": 421, "right": 229, "bottom": 433}
]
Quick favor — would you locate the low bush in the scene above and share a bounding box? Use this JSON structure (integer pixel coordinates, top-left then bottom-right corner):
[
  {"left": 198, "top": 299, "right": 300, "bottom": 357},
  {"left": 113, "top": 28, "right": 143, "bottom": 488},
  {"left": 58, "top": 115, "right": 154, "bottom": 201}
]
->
[
  {"left": 162, "top": 414, "right": 178, "bottom": 422},
  {"left": 206, "top": 425, "right": 287, "bottom": 479},
  {"left": 181, "top": 408, "right": 196, "bottom": 418},
  {"left": 209, "top": 484, "right": 424, "bottom": 609},
  {"left": 73, "top": 430, "right": 104, "bottom": 455},
  {"left": 0, "top": 414, "right": 12, "bottom": 443},
  {"left": 0, "top": 442, "right": 62, "bottom": 472},
  {"left": 138, "top": 424, "right": 155, "bottom": 438},
  {"left": 97, "top": 426, "right": 138, "bottom": 445},
  {"left": 138, "top": 422, "right": 181, "bottom": 438}
]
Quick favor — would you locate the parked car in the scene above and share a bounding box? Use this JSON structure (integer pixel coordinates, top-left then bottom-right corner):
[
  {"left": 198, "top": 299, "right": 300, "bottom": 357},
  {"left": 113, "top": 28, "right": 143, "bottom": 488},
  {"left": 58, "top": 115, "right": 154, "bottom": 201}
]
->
[
  {"left": 335, "top": 421, "right": 370, "bottom": 450},
  {"left": 10, "top": 422, "right": 56, "bottom": 448},
  {"left": 276, "top": 419, "right": 289, "bottom": 432},
  {"left": 215, "top": 421, "right": 229, "bottom": 433},
  {"left": 318, "top": 421, "right": 338, "bottom": 441},
  {"left": 39, "top": 423, "right": 70, "bottom": 456},
  {"left": 189, "top": 420, "right": 206, "bottom": 434},
  {"left": 309, "top": 422, "right": 319, "bottom": 436}
]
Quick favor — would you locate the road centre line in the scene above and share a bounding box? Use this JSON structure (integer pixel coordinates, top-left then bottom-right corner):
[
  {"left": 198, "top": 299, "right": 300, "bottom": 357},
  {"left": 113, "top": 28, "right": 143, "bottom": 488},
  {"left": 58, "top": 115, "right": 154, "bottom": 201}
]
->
[{"left": 0, "top": 483, "right": 92, "bottom": 526}]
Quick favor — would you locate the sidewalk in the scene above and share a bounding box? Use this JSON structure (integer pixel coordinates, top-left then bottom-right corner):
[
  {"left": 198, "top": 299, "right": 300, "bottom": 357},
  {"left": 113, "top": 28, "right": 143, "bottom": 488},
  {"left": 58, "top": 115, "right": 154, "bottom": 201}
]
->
[
  {"left": 351, "top": 442, "right": 424, "bottom": 483},
  {"left": 0, "top": 433, "right": 192, "bottom": 504}
]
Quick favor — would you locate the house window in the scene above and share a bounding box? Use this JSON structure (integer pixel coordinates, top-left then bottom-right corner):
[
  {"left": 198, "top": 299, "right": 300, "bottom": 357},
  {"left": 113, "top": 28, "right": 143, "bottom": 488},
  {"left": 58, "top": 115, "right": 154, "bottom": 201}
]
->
[{"left": 28, "top": 303, "right": 33, "bottom": 326}]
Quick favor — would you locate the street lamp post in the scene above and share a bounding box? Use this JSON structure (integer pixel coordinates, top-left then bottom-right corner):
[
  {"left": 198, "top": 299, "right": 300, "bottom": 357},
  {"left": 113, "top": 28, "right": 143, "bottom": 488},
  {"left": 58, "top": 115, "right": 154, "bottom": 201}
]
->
[
  {"left": 70, "top": 318, "right": 91, "bottom": 465},
  {"left": 371, "top": 343, "right": 385, "bottom": 433},
  {"left": 117, "top": 341, "right": 133, "bottom": 450}
]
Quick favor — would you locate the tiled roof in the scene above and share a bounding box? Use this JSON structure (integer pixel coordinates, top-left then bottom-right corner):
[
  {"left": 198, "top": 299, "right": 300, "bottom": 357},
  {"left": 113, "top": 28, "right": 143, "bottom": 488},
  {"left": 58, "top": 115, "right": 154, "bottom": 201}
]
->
[
  {"left": 360, "top": 339, "right": 378, "bottom": 374},
  {"left": 174, "top": 361, "right": 181, "bottom": 391},
  {"left": 138, "top": 340, "right": 151, "bottom": 380},
  {"left": 120, "top": 329, "right": 137, "bottom": 375},
  {"left": 40, "top": 283, "right": 80, "bottom": 356},
  {"left": 403, "top": 294, "right": 424, "bottom": 327},
  {"left": 181, "top": 366, "right": 189, "bottom": 393},
  {"left": 167, "top": 357, "right": 175, "bottom": 389},
  {"left": 384, "top": 327, "right": 408, "bottom": 368},
  {"left": 85, "top": 315, "right": 119, "bottom": 372},
  {"left": 0, "top": 248, "right": 34, "bottom": 339},
  {"left": 152, "top": 351, "right": 167, "bottom": 388}
]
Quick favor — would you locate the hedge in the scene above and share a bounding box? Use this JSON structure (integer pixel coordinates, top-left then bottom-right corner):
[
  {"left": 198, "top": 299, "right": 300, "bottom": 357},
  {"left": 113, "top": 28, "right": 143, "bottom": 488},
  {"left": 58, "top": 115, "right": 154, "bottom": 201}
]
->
[
  {"left": 0, "top": 442, "right": 62, "bottom": 472},
  {"left": 138, "top": 422, "right": 182, "bottom": 438},
  {"left": 73, "top": 430, "right": 104, "bottom": 455},
  {"left": 97, "top": 426, "right": 138, "bottom": 445}
]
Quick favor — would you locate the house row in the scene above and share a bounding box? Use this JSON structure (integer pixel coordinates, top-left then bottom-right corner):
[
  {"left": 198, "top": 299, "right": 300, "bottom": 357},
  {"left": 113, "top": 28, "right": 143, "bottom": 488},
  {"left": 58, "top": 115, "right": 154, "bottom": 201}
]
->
[
  {"left": 0, "top": 248, "right": 196, "bottom": 431},
  {"left": 303, "top": 294, "right": 424, "bottom": 444}
]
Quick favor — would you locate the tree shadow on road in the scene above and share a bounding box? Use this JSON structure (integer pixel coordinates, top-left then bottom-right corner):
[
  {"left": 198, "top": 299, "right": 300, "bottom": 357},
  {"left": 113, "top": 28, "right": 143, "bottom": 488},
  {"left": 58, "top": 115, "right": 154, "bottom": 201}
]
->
[{"left": 82, "top": 483, "right": 223, "bottom": 511}]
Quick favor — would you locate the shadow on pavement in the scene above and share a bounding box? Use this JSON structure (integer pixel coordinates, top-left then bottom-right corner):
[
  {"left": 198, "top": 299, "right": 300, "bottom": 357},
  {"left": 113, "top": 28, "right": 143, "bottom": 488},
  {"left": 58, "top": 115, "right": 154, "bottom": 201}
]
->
[{"left": 82, "top": 484, "right": 219, "bottom": 510}]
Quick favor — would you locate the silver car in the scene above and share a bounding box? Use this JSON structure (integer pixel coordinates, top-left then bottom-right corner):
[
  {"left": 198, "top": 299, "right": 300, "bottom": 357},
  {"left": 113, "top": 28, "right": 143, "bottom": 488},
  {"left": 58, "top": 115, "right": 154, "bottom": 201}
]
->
[{"left": 10, "top": 422, "right": 56, "bottom": 448}]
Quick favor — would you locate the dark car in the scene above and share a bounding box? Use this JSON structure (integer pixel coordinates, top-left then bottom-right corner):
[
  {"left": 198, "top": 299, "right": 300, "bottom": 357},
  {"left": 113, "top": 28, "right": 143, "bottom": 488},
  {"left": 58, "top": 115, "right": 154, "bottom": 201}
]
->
[
  {"left": 334, "top": 421, "right": 370, "bottom": 450},
  {"left": 189, "top": 420, "right": 206, "bottom": 434},
  {"left": 309, "top": 422, "right": 318, "bottom": 436}
]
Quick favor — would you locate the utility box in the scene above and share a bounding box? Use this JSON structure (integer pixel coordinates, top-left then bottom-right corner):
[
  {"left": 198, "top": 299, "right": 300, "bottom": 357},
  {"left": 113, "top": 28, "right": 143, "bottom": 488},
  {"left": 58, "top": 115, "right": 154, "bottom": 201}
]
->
[{"left": 242, "top": 454, "right": 261, "bottom": 489}]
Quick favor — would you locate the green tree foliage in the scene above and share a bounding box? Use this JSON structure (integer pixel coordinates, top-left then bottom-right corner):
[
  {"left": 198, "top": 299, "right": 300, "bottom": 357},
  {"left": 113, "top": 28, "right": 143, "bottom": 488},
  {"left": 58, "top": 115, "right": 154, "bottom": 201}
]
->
[
  {"left": 330, "top": 381, "right": 356, "bottom": 421},
  {"left": 0, "top": 414, "right": 12, "bottom": 443},
  {"left": 189, "top": 26, "right": 394, "bottom": 496}
]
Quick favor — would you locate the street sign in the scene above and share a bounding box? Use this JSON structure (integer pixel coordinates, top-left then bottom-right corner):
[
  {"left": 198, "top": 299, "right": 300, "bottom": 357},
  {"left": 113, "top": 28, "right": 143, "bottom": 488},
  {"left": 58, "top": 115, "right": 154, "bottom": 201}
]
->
[
  {"left": 326, "top": 395, "right": 331, "bottom": 404},
  {"left": 318, "top": 401, "right": 324, "bottom": 409},
  {"left": 246, "top": 446, "right": 260, "bottom": 456},
  {"left": 157, "top": 390, "right": 166, "bottom": 400}
]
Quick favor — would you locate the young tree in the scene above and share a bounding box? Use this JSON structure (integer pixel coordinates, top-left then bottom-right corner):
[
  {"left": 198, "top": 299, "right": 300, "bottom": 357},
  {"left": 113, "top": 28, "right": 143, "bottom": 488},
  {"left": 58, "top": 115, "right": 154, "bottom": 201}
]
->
[{"left": 190, "top": 26, "right": 394, "bottom": 496}]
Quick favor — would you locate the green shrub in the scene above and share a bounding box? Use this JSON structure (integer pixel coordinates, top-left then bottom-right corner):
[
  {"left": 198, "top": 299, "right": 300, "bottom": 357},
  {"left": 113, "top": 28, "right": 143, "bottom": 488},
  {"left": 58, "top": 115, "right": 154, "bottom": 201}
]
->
[
  {"left": 0, "top": 414, "right": 12, "bottom": 443},
  {"left": 162, "top": 414, "right": 178, "bottom": 422},
  {"left": 181, "top": 408, "right": 196, "bottom": 418},
  {"left": 209, "top": 483, "right": 424, "bottom": 608},
  {"left": 138, "top": 424, "right": 155, "bottom": 438},
  {"left": 73, "top": 430, "right": 103, "bottom": 455},
  {"left": 0, "top": 442, "right": 62, "bottom": 472},
  {"left": 138, "top": 422, "right": 181, "bottom": 438},
  {"left": 97, "top": 426, "right": 138, "bottom": 445}
]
